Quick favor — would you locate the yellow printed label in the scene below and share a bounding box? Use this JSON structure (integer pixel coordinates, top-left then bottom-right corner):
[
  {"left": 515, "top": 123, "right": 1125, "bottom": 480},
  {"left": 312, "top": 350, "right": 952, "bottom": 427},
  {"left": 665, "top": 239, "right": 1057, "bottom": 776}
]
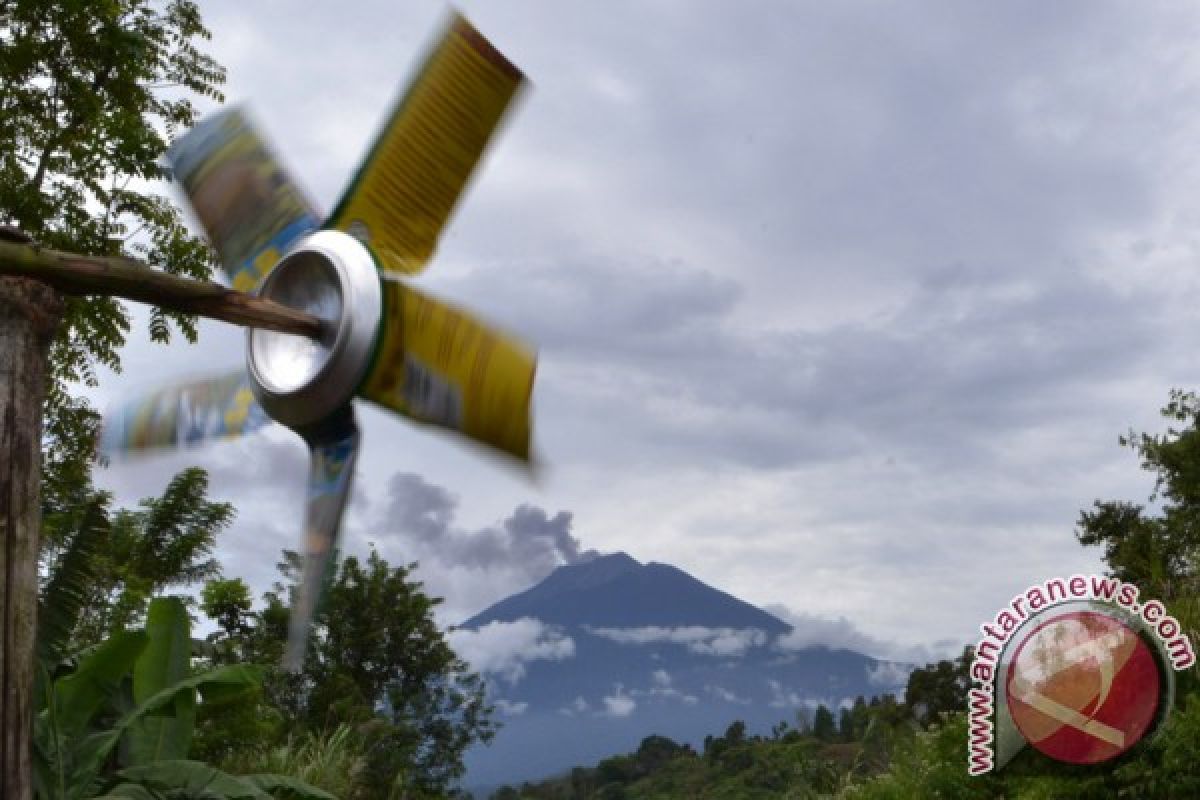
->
[
  {"left": 168, "top": 107, "right": 319, "bottom": 289},
  {"left": 328, "top": 12, "right": 525, "bottom": 275},
  {"left": 359, "top": 279, "right": 535, "bottom": 461}
]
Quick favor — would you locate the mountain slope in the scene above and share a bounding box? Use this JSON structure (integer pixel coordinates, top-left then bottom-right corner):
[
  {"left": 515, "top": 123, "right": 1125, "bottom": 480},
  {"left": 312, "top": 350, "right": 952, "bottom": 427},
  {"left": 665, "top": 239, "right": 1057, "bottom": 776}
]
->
[
  {"left": 456, "top": 553, "right": 910, "bottom": 791},
  {"left": 463, "top": 552, "right": 790, "bottom": 633}
]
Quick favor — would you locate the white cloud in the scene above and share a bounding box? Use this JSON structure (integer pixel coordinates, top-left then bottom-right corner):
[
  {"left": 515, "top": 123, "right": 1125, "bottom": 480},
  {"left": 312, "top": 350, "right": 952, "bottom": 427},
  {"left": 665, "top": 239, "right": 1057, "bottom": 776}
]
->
[
  {"left": 630, "top": 671, "right": 698, "bottom": 705},
  {"left": 559, "top": 696, "right": 591, "bottom": 716},
  {"left": 867, "top": 661, "right": 915, "bottom": 689},
  {"left": 586, "top": 626, "right": 768, "bottom": 657},
  {"left": 767, "top": 679, "right": 807, "bottom": 710},
  {"left": 601, "top": 684, "right": 637, "bottom": 718},
  {"left": 448, "top": 618, "right": 575, "bottom": 684},
  {"left": 494, "top": 699, "right": 529, "bottom": 716},
  {"left": 767, "top": 680, "right": 855, "bottom": 712},
  {"left": 767, "top": 605, "right": 959, "bottom": 665},
  {"left": 648, "top": 688, "right": 698, "bottom": 706},
  {"left": 707, "top": 685, "right": 750, "bottom": 705}
]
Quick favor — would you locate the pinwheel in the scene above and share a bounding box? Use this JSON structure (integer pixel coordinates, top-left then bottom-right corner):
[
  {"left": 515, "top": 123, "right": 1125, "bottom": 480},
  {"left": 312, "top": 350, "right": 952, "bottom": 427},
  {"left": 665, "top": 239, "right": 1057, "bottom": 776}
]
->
[{"left": 100, "top": 12, "right": 534, "bottom": 669}]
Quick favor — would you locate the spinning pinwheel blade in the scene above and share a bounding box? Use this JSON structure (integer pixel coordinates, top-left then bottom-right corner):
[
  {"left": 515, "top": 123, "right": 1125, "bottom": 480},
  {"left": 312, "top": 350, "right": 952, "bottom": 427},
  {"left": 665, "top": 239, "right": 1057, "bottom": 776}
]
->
[{"left": 100, "top": 12, "right": 534, "bottom": 669}]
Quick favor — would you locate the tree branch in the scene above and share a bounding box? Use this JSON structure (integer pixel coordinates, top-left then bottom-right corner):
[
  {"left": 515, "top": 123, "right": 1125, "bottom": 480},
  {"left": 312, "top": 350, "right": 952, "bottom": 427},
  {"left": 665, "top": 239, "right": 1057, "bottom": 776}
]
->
[{"left": 0, "top": 239, "right": 325, "bottom": 339}]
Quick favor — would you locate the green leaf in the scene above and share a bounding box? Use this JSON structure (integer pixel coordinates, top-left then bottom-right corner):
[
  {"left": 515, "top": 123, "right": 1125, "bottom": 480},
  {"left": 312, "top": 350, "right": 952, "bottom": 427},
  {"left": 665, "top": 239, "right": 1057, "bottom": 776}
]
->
[
  {"left": 125, "top": 597, "right": 195, "bottom": 765},
  {"left": 241, "top": 775, "right": 337, "bottom": 800},
  {"left": 50, "top": 630, "right": 148, "bottom": 742},
  {"left": 115, "top": 760, "right": 270, "bottom": 798},
  {"left": 37, "top": 494, "right": 111, "bottom": 670},
  {"left": 90, "top": 784, "right": 159, "bottom": 800},
  {"left": 65, "top": 665, "right": 263, "bottom": 796}
]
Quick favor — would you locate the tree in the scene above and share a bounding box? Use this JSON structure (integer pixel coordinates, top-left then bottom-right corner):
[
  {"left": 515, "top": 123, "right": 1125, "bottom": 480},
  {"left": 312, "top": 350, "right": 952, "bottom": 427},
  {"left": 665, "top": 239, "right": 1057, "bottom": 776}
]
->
[
  {"left": 1075, "top": 389, "right": 1200, "bottom": 701},
  {"left": 209, "top": 548, "right": 497, "bottom": 797},
  {"left": 904, "top": 647, "right": 971, "bottom": 726},
  {"left": 633, "top": 735, "right": 688, "bottom": 776},
  {"left": 849, "top": 695, "right": 871, "bottom": 741},
  {"left": 0, "top": 0, "right": 226, "bottom": 508},
  {"left": 200, "top": 577, "right": 253, "bottom": 653},
  {"left": 839, "top": 706, "right": 855, "bottom": 742},
  {"left": 1077, "top": 390, "right": 1200, "bottom": 625},
  {"left": 55, "top": 467, "right": 233, "bottom": 645},
  {"left": 2, "top": 10, "right": 225, "bottom": 781},
  {"left": 813, "top": 705, "right": 837, "bottom": 742}
]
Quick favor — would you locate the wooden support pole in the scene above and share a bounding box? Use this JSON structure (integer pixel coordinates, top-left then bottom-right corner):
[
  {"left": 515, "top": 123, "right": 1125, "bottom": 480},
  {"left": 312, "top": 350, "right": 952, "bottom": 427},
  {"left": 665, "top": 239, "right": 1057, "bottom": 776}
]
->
[
  {"left": 0, "top": 277, "right": 62, "bottom": 800},
  {"left": 0, "top": 237, "right": 325, "bottom": 797},
  {"left": 0, "top": 239, "right": 324, "bottom": 339}
]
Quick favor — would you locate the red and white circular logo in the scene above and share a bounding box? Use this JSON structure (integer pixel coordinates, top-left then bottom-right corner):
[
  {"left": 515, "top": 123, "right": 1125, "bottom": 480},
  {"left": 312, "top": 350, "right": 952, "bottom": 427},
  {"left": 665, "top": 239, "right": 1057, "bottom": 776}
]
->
[{"left": 1005, "top": 610, "right": 1161, "bottom": 765}]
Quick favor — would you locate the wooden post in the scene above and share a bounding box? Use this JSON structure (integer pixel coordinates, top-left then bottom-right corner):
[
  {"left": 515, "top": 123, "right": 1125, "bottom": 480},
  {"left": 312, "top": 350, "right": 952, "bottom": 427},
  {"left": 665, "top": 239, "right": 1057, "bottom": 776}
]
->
[
  {"left": 0, "top": 277, "right": 62, "bottom": 800},
  {"left": 0, "top": 238, "right": 324, "bottom": 798}
]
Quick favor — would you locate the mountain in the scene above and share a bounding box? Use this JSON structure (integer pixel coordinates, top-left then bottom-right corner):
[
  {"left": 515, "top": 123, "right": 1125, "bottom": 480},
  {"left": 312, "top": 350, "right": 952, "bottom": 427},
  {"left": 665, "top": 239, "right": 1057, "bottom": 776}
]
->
[
  {"left": 457, "top": 553, "right": 911, "bottom": 792},
  {"left": 463, "top": 552, "right": 789, "bottom": 633}
]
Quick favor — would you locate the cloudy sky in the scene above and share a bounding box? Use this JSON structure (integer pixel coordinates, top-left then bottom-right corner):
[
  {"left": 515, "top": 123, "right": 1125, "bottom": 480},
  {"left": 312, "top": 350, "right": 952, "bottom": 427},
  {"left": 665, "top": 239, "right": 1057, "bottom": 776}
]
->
[{"left": 91, "top": 1, "right": 1200, "bottom": 664}]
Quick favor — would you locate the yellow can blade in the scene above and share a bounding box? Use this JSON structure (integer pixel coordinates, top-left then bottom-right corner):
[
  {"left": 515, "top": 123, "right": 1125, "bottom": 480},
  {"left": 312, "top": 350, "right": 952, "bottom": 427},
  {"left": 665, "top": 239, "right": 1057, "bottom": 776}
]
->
[
  {"left": 285, "top": 412, "right": 360, "bottom": 671},
  {"left": 326, "top": 12, "right": 526, "bottom": 275},
  {"left": 99, "top": 371, "right": 269, "bottom": 457},
  {"left": 168, "top": 107, "right": 320, "bottom": 291},
  {"left": 358, "top": 277, "right": 535, "bottom": 462}
]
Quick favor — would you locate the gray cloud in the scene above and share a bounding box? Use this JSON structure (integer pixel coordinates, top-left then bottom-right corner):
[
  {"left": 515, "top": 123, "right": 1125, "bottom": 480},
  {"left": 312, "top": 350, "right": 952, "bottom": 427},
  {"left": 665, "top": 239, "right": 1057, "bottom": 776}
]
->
[
  {"left": 375, "top": 472, "right": 595, "bottom": 574},
  {"left": 90, "top": 0, "right": 1200, "bottom": 662},
  {"left": 767, "top": 604, "right": 959, "bottom": 665}
]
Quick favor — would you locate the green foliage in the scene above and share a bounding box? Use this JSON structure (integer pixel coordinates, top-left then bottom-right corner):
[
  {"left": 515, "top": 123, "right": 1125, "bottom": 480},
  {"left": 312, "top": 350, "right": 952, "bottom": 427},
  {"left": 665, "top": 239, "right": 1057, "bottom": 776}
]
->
[
  {"left": 33, "top": 596, "right": 327, "bottom": 800},
  {"left": 198, "top": 548, "right": 497, "bottom": 798},
  {"left": 812, "top": 706, "right": 836, "bottom": 742},
  {"left": 903, "top": 647, "right": 971, "bottom": 727},
  {"left": 202, "top": 578, "right": 254, "bottom": 639},
  {"left": 845, "top": 716, "right": 998, "bottom": 800},
  {"left": 231, "top": 726, "right": 371, "bottom": 799},
  {"left": 500, "top": 727, "right": 854, "bottom": 800},
  {"left": 33, "top": 597, "right": 246, "bottom": 796},
  {"left": 38, "top": 492, "right": 113, "bottom": 669},
  {"left": 110, "top": 762, "right": 335, "bottom": 800},
  {"left": 1077, "top": 389, "right": 1200, "bottom": 648},
  {"left": 201, "top": 577, "right": 255, "bottom": 665},
  {"left": 126, "top": 597, "right": 196, "bottom": 764},
  {"left": 844, "top": 697, "right": 870, "bottom": 744},
  {"left": 0, "top": 0, "right": 225, "bottom": 507},
  {"left": 68, "top": 467, "right": 233, "bottom": 643}
]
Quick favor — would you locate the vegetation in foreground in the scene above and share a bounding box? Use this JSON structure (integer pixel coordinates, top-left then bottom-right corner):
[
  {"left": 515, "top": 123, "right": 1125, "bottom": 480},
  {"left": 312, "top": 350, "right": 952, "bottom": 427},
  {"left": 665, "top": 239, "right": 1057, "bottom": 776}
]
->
[{"left": 39, "top": 465, "right": 495, "bottom": 798}]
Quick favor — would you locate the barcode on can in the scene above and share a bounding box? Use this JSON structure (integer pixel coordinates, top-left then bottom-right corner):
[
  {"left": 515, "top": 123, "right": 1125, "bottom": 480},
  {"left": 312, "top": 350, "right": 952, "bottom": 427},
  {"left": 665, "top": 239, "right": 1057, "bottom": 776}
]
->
[{"left": 402, "top": 355, "right": 463, "bottom": 429}]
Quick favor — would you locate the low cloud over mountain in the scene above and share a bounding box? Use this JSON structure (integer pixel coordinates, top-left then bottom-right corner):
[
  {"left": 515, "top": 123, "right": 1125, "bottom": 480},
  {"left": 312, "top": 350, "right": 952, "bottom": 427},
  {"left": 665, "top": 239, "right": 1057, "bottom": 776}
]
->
[{"left": 455, "top": 552, "right": 917, "bottom": 789}]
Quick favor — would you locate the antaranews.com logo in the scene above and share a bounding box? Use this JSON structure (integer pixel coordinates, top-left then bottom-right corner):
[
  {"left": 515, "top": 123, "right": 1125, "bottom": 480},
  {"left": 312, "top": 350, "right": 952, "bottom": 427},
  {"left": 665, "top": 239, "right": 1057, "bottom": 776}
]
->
[{"left": 967, "top": 575, "right": 1195, "bottom": 775}]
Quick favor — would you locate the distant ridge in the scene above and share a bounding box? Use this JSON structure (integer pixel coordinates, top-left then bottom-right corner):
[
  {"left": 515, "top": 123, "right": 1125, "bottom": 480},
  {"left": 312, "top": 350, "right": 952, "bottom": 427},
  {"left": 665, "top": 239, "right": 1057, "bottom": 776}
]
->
[{"left": 461, "top": 552, "right": 790, "bottom": 634}]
